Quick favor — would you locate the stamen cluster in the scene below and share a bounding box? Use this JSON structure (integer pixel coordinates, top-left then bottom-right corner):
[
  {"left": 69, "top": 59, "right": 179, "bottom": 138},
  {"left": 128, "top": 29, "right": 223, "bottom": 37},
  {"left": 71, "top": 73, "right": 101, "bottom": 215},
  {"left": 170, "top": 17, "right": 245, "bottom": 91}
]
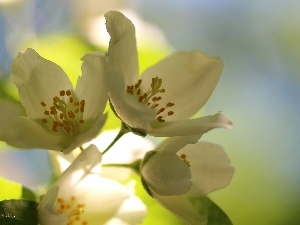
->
[
  {"left": 56, "top": 196, "right": 87, "bottom": 225},
  {"left": 40, "top": 90, "right": 85, "bottom": 136},
  {"left": 126, "top": 76, "right": 175, "bottom": 122}
]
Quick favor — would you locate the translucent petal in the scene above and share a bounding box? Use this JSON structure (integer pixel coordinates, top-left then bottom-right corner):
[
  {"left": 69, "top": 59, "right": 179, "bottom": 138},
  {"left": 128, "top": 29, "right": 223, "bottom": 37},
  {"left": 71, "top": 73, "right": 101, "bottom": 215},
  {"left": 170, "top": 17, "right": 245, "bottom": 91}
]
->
[
  {"left": 150, "top": 112, "right": 233, "bottom": 137},
  {"left": 109, "top": 72, "right": 155, "bottom": 132},
  {"left": 10, "top": 48, "right": 73, "bottom": 119},
  {"left": 105, "top": 11, "right": 139, "bottom": 85},
  {"left": 75, "top": 52, "right": 108, "bottom": 119},
  {"left": 142, "top": 151, "right": 192, "bottom": 196},
  {"left": 178, "top": 142, "right": 235, "bottom": 196},
  {"left": 56, "top": 144, "right": 102, "bottom": 188},
  {"left": 141, "top": 51, "right": 223, "bottom": 120},
  {"left": 0, "top": 116, "right": 62, "bottom": 150},
  {"left": 38, "top": 186, "right": 68, "bottom": 225},
  {"left": 153, "top": 193, "right": 207, "bottom": 225}
]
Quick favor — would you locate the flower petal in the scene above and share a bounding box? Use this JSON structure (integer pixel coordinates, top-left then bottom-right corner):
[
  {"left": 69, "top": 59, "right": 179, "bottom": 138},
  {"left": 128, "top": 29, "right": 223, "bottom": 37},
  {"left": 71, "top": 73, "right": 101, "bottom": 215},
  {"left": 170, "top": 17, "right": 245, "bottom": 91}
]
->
[
  {"left": 150, "top": 112, "right": 233, "bottom": 137},
  {"left": 153, "top": 193, "right": 207, "bottom": 225},
  {"left": 105, "top": 10, "right": 139, "bottom": 85},
  {"left": 75, "top": 52, "right": 108, "bottom": 119},
  {"left": 11, "top": 48, "right": 73, "bottom": 119},
  {"left": 109, "top": 72, "right": 155, "bottom": 132},
  {"left": 140, "top": 51, "right": 223, "bottom": 120},
  {"left": 109, "top": 193, "right": 147, "bottom": 225},
  {"left": 56, "top": 144, "right": 102, "bottom": 188},
  {"left": 154, "top": 135, "right": 201, "bottom": 154},
  {"left": 142, "top": 151, "right": 192, "bottom": 196},
  {"left": 62, "top": 113, "right": 107, "bottom": 154},
  {"left": 66, "top": 176, "right": 130, "bottom": 224},
  {"left": 0, "top": 116, "right": 62, "bottom": 150},
  {"left": 38, "top": 185, "right": 68, "bottom": 225},
  {"left": 179, "top": 142, "right": 234, "bottom": 196}
]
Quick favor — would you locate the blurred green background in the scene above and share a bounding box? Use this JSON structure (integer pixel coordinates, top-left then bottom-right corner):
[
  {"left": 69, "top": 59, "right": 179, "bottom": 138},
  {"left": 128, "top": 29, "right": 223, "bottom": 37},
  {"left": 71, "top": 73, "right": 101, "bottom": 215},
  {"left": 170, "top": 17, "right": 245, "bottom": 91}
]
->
[{"left": 0, "top": 0, "right": 299, "bottom": 225}]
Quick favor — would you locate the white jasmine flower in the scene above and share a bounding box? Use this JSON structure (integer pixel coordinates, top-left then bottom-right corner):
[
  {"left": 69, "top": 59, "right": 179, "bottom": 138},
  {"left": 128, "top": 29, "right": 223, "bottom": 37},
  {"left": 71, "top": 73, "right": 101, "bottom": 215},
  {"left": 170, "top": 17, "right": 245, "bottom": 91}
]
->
[
  {"left": 38, "top": 145, "right": 146, "bottom": 225},
  {"left": 51, "top": 129, "right": 155, "bottom": 181},
  {"left": 140, "top": 136, "right": 234, "bottom": 224},
  {"left": 105, "top": 11, "right": 232, "bottom": 137},
  {"left": 0, "top": 48, "right": 107, "bottom": 153}
]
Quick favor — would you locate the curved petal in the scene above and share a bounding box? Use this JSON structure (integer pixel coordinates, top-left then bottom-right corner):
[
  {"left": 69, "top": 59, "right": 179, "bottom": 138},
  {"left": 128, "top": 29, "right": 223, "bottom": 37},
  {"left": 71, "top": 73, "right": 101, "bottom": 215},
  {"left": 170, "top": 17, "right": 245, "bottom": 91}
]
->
[
  {"left": 56, "top": 144, "right": 102, "bottom": 188},
  {"left": 62, "top": 113, "right": 107, "bottom": 154},
  {"left": 0, "top": 116, "right": 62, "bottom": 150},
  {"left": 150, "top": 112, "right": 233, "bottom": 137},
  {"left": 179, "top": 142, "right": 234, "bottom": 196},
  {"left": 109, "top": 72, "right": 155, "bottom": 132},
  {"left": 11, "top": 48, "right": 73, "bottom": 119},
  {"left": 105, "top": 10, "right": 139, "bottom": 85},
  {"left": 141, "top": 51, "right": 223, "bottom": 120},
  {"left": 91, "top": 130, "right": 155, "bottom": 182},
  {"left": 155, "top": 135, "right": 201, "bottom": 154},
  {"left": 110, "top": 194, "right": 147, "bottom": 225},
  {"left": 38, "top": 185, "right": 68, "bottom": 225},
  {"left": 153, "top": 193, "right": 207, "bottom": 225},
  {"left": 75, "top": 52, "right": 108, "bottom": 119},
  {"left": 142, "top": 151, "right": 192, "bottom": 196}
]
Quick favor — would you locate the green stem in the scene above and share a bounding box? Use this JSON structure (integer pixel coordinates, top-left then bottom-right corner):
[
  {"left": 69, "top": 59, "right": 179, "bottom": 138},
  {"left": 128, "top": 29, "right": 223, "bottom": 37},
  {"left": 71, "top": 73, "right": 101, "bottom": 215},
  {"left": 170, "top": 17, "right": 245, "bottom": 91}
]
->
[
  {"left": 103, "top": 159, "right": 142, "bottom": 174},
  {"left": 102, "top": 123, "right": 129, "bottom": 155}
]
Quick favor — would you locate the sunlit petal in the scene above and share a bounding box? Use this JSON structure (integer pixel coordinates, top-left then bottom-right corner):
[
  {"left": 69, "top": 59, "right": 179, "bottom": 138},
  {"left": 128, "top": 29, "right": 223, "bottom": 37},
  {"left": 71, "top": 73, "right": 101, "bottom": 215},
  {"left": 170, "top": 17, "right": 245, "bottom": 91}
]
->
[
  {"left": 105, "top": 10, "right": 139, "bottom": 85},
  {"left": 141, "top": 51, "right": 223, "bottom": 120},
  {"left": 10, "top": 48, "right": 73, "bottom": 119},
  {"left": 76, "top": 52, "right": 108, "bottom": 119}
]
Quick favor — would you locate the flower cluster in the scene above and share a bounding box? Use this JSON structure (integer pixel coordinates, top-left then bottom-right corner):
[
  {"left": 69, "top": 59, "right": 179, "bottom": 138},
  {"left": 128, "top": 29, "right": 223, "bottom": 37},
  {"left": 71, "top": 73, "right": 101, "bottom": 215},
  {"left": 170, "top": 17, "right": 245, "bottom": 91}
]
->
[{"left": 0, "top": 10, "right": 234, "bottom": 225}]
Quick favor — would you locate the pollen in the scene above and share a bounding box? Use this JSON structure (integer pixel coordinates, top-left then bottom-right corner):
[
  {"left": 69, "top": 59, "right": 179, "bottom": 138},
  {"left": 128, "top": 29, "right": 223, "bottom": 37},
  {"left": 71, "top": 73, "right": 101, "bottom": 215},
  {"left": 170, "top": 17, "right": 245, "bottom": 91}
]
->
[
  {"left": 56, "top": 195, "right": 87, "bottom": 225},
  {"left": 40, "top": 90, "right": 85, "bottom": 136},
  {"left": 126, "top": 76, "right": 175, "bottom": 123}
]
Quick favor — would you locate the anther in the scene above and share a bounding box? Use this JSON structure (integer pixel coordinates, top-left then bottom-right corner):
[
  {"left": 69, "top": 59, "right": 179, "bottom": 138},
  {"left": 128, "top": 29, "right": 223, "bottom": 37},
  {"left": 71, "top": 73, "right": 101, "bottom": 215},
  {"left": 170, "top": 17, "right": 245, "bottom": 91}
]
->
[
  {"left": 60, "top": 90, "right": 65, "bottom": 96},
  {"left": 41, "top": 101, "right": 46, "bottom": 107}
]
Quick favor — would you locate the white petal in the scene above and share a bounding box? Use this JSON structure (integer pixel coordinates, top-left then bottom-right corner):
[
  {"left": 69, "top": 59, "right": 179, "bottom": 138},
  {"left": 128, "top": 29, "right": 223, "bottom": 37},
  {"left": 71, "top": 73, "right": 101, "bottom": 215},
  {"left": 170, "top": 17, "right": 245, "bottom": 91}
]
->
[
  {"left": 178, "top": 142, "right": 234, "bottom": 196},
  {"left": 142, "top": 151, "right": 192, "bottom": 196},
  {"left": 110, "top": 194, "right": 147, "bottom": 225},
  {"left": 105, "top": 11, "right": 139, "bottom": 85},
  {"left": 38, "top": 186, "right": 68, "bottom": 225},
  {"left": 10, "top": 48, "right": 73, "bottom": 119},
  {"left": 75, "top": 52, "right": 108, "bottom": 119},
  {"left": 68, "top": 176, "right": 130, "bottom": 224},
  {"left": 0, "top": 116, "right": 63, "bottom": 150},
  {"left": 141, "top": 51, "right": 223, "bottom": 120},
  {"left": 109, "top": 72, "right": 155, "bottom": 132},
  {"left": 153, "top": 193, "right": 207, "bottom": 225},
  {"left": 150, "top": 112, "right": 233, "bottom": 136},
  {"left": 62, "top": 113, "right": 107, "bottom": 154},
  {"left": 90, "top": 130, "right": 154, "bottom": 182},
  {"left": 154, "top": 135, "right": 201, "bottom": 154},
  {"left": 56, "top": 144, "right": 102, "bottom": 188}
]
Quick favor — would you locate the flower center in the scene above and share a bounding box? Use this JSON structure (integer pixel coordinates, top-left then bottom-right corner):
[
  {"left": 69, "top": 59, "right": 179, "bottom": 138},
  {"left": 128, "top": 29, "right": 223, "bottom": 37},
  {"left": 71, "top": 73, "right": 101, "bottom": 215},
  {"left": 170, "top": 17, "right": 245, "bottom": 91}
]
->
[
  {"left": 180, "top": 154, "right": 191, "bottom": 167},
  {"left": 56, "top": 195, "right": 87, "bottom": 225},
  {"left": 40, "top": 90, "right": 85, "bottom": 136},
  {"left": 126, "top": 76, "right": 175, "bottom": 122}
]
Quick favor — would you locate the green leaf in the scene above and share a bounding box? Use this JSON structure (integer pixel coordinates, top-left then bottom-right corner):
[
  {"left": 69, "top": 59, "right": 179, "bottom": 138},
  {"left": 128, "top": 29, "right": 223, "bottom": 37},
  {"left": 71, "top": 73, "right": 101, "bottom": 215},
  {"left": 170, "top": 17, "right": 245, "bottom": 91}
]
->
[
  {"left": 0, "top": 177, "right": 36, "bottom": 201},
  {"left": 188, "top": 196, "right": 233, "bottom": 225},
  {"left": 0, "top": 200, "right": 38, "bottom": 225}
]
